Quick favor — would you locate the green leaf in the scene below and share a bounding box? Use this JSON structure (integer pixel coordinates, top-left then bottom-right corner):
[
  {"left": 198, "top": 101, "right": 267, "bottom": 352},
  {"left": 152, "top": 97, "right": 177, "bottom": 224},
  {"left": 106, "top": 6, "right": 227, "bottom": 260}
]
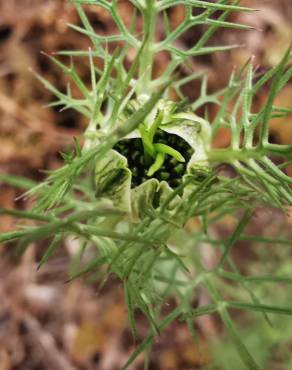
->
[
  {"left": 124, "top": 282, "right": 138, "bottom": 339},
  {"left": 183, "top": 304, "right": 218, "bottom": 319},
  {"left": 0, "top": 174, "right": 37, "bottom": 190},
  {"left": 217, "top": 210, "right": 253, "bottom": 268},
  {"left": 66, "top": 256, "right": 107, "bottom": 282},
  {"left": 219, "top": 308, "right": 262, "bottom": 370},
  {"left": 259, "top": 46, "right": 292, "bottom": 146},
  {"left": 0, "top": 208, "right": 53, "bottom": 222},
  {"left": 37, "top": 235, "right": 63, "bottom": 270},
  {"left": 159, "top": 0, "right": 255, "bottom": 12},
  {"left": 228, "top": 301, "right": 292, "bottom": 316},
  {"left": 121, "top": 306, "right": 182, "bottom": 370}
]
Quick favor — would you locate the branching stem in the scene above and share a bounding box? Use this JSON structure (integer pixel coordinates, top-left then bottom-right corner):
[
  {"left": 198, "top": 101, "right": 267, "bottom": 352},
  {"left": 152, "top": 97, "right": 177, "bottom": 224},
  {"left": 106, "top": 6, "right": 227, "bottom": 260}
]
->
[{"left": 137, "top": 0, "right": 158, "bottom": 95}]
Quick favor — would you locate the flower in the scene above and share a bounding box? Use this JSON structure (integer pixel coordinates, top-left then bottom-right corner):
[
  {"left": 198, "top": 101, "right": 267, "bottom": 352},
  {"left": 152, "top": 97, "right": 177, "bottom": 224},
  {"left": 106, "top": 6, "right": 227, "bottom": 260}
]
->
[{"left": 95, "top": 97, "right": 211, "bottom": 219}]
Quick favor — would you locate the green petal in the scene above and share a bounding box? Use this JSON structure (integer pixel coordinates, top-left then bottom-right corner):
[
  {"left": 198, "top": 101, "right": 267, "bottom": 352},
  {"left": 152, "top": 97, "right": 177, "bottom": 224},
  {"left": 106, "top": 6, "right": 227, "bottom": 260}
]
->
[
  {"left": 161, "top": 112, "right": 211, "bottom": 169},
  {"left": 95, "top": 150, "right": 132, "bottom": 213},
  {"left": 131, "top": 179, "right": 160, "bottom": 220},
  {"left": 131, "top": 179, "right": 181, "bottom": 220}
]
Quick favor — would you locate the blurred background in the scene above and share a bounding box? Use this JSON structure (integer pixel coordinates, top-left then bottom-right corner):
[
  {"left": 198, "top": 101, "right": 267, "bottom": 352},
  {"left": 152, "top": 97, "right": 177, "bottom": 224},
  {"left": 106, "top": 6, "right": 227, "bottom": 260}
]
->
[{"left": 0, "top": 1, "right": 292, "bottom": 369}]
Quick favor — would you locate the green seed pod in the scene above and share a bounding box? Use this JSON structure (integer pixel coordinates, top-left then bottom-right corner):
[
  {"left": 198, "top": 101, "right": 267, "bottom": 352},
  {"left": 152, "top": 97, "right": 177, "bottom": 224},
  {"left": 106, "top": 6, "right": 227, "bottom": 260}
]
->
[
  {"left": 160, "top": 172, "right": 170, "bottom": 181},
  {"left": 174, "top": 163, "right": 184, "bottom": 174}
]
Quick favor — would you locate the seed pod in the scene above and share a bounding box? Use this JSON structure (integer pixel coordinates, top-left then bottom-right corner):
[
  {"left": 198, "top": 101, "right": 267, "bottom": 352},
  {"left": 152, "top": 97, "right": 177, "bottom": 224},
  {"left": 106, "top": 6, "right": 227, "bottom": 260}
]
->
[
  {"left": 174, "top": 163, "right": 184, "bottom": 174},
  {"left": 160, "top": 172, "right": 170, "bottom": 181}
]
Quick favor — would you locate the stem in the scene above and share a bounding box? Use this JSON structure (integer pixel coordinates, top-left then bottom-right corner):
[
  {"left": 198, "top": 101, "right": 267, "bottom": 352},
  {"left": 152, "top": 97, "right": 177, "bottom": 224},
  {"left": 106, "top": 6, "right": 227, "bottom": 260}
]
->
[
  {"left": 207, "top": 144, "right": 292, "bottom": 165},
  {"left": 207, "top": 148, "right": 264, "bottom": 164},
  {"left": 137, "top": 0, "right": 158, "bottom": 95}
]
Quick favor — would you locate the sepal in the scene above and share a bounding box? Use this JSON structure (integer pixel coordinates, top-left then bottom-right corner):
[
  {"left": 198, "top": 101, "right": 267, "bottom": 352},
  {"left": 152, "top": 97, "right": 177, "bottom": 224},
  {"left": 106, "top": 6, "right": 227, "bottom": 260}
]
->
[{"left": 95, "top": 150, "right": 132, "bottom": 213}]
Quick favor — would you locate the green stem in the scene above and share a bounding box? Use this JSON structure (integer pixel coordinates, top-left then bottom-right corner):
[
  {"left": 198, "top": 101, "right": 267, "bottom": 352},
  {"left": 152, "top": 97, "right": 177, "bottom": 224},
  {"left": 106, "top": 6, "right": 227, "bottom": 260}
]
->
[
  {"left": 207, "top": 148, "right": 264, "bottom": 164},
  {"left": 137, "top": 0, "right": 157, "bottom": 95},
  {"left": 207, "top": 144, "right": 292, "bottom": 164}
]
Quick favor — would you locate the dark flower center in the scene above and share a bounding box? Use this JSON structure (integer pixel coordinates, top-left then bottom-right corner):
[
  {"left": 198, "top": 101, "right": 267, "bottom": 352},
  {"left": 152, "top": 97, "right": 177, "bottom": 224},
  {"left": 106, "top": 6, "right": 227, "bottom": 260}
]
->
[{"left": 113, "top": 129, "right": 194, "bottom": 188}]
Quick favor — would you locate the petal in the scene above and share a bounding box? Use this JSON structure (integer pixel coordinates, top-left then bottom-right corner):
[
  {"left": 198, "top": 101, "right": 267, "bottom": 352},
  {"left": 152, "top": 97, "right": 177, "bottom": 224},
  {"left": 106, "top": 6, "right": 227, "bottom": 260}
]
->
[
  {"left": 161, "top": 112, "right": 211, "bottom": 169},
  {"left": 131, "top": 178, "right": 159, "bottom": 220},
  {"left": 131, "top": 179, "right": 181, "bottom": 220},
  {"left": 95, "top": 149, "right": 132, "bottom": 213}
]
